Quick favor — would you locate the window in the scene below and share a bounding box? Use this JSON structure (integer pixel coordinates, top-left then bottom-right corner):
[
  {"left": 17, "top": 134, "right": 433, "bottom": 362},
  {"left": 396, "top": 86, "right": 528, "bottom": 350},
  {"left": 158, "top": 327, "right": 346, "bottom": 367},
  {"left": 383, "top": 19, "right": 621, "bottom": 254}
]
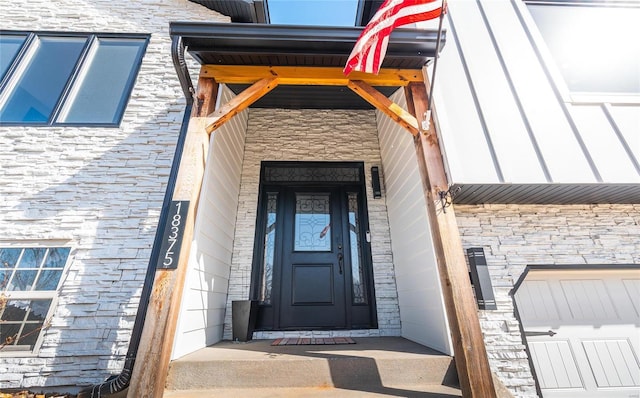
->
[
  {"left": 525, "top": 1, "right": 640, "bottom": 97},
  {"left": 0, "top": 247, "right": 70, "bottom": 354},
  {"left": 0, "top": 32, "right": 148, "bottom": 126},
  {"left": 267, "top": 0, "right": 360, "bottom": 26}
]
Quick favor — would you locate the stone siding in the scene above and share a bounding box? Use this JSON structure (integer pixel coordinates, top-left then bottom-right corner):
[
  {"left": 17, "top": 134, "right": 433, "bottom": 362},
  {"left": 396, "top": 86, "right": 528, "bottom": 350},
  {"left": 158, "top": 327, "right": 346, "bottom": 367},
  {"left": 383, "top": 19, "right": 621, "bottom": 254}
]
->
[
  {"left": 455, "top": 203, "right": 640, "bottom": 397},
  {"left": 0, "top": 0, "right": 227, "bottom": 390},
  {"left": 226, "top": 109, "right": 402, "bottom": 340}
]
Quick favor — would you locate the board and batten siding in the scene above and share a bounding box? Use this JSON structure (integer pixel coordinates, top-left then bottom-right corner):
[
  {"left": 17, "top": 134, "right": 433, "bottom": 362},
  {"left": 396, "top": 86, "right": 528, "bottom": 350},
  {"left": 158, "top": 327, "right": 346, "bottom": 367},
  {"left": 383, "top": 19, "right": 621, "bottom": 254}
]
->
[
  {"left": 376, "top": 90, "right": 453, "bottom": 355},
  {"left": 431, "top": 0, "right": 640, "bottom": 186},
  {"left": 172, "top": 86, "right": 248, "bottom": 359}
]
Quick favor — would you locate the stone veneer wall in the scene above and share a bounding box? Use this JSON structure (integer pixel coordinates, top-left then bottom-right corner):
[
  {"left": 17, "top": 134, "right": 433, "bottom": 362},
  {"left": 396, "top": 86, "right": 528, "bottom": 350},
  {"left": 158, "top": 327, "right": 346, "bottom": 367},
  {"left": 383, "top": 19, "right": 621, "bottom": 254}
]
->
[
  {"left": 225, "top": 108, "right": 402, "bottom": 339},
  {"left": 0, "top": 0, "right": 226, "bottom": 390},
  {"left": 455, "top": 203, "right": 640, "bottom": 397}
]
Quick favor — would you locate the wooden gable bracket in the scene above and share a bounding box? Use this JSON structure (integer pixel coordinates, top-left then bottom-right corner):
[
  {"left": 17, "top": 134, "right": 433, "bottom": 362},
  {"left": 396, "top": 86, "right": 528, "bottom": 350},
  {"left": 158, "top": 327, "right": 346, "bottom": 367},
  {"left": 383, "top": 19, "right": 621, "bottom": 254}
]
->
[
  {"left": 201, "top": 65, "right": 423, "bottom": 135},
  {"left": 347, "top": 80, "right": 419, "bottom": 136},
  {"left": 206, "top": 76, "right": 280, "bottom": 134}
]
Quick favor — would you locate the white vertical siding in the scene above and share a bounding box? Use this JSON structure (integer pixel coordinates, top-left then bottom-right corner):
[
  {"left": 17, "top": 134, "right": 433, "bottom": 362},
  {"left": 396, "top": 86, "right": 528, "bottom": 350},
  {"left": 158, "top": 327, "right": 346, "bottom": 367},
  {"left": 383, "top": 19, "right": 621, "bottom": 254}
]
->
[
  {"left": 607, "top": 105, "right": 640, "bottom": 170},
  {"left": 434, "top": 30, "right": 502, "bottom": 184},
  {"left": 172, "top": 86, "right": 248, "bottom": 359},
  {"left": 569, "top": 105, "right": 640, "bottom": 182},
  {"left": 376, "top": 90, "right": 452, "bottom": 355},
  {"left": 433, "top": 0, "right": 640, "bottom": 186},
  {"left": 445, "top": 0, "right": 549, "bottom": 183}
]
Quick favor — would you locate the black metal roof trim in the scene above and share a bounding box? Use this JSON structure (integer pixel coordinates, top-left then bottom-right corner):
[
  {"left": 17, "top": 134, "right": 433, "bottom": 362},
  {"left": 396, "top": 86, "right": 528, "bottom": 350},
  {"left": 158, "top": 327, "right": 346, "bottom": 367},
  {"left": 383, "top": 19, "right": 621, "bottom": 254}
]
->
[
  {"left": 189, "top": 0, "right": 268, "bottom": 23},
  {"left": 170, "top": 22, "right": 443, "bottom": 68},
  {"left": 451, "top": 183, "right": 640, "bottom": 205}
]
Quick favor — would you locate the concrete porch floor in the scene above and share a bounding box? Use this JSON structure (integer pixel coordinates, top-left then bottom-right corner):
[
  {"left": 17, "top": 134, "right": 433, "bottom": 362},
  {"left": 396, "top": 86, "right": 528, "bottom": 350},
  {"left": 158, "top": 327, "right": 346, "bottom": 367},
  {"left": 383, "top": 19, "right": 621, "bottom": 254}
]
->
[{"left": 165, "top": 337, "right": 461, "bottom": 397}]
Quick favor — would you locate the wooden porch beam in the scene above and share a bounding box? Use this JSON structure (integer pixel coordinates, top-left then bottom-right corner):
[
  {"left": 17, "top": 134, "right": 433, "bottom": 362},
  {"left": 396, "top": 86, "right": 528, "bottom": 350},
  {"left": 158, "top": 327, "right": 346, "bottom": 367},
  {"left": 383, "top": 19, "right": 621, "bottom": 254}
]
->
[
  {"left": 406, "top": 81, "right": 496, "bottom": 398},
  {"left": 206, "top": 76, "right": 279, "bottom": 134},
  {"left": 347, "top": 80, "right": 419, "bottom": 136},
  {"left": 201, "top": 65, "right": 423, "bottom": 86}
]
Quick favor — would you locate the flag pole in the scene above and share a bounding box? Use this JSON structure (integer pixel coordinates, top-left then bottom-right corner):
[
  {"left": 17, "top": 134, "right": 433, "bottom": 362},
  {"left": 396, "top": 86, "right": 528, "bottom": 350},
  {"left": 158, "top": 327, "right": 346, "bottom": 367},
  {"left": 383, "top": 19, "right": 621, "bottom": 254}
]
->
[{"left": 423, "top": 0, "right": 447, "bottom": 132}]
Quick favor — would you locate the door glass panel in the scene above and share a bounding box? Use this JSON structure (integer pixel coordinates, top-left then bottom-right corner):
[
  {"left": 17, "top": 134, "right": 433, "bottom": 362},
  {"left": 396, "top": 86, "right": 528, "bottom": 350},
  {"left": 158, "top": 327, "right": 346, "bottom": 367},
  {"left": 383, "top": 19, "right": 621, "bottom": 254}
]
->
[
  {"left": 294, "top": 193, "right": 331, "bottom": 252},
  {"left": 260, "top": 193, "right": 278, "bottom": 304},
  {"left": 348, "top": 192, "right": 367, "bottom": 304},
  {"left": 264, "top": 166, "right": 360, "bottom": 183}
]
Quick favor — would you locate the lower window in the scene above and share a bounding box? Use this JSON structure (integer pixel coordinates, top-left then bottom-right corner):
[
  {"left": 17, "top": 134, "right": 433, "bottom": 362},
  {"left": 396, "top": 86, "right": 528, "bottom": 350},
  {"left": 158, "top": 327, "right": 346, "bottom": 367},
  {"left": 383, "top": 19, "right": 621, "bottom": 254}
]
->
[{"left": 0, "top": 247, "right": 70, "bottom": 354}]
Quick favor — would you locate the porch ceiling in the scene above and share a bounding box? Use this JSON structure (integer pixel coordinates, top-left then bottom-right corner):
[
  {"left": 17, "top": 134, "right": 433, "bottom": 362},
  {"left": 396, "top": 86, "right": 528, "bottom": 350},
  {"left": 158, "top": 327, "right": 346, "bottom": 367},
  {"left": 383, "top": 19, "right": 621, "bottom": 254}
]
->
[{"left": 170, "top": 22, "right": 444, "bottom": 109}]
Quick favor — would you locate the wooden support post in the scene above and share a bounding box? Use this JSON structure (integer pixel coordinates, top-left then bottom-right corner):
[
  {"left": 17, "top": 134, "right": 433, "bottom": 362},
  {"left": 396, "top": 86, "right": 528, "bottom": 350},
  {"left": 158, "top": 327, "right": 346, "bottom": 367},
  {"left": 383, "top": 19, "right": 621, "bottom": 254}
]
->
[
  {"left": 127, "top": 78, "right": 219, "bottom": 398},
  {"left": 405, "top": 81, "right": 496, "bottom": 398}
]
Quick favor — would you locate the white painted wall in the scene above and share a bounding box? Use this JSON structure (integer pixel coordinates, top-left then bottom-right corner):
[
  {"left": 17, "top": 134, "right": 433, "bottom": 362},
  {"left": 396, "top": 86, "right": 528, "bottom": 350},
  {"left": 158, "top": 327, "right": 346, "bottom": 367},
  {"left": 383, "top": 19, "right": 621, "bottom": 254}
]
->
[
  {"left": 376, "top": 90, "right": 453, "bottom": 355},
  {"left": 431, "top": 0, "right": 640, "bottom": 185},
  {"left": 172, "top": 86, "right": 248, "bottom": 359},
  {"left": 0, "top": 0, "right": 226, "bottom": 389}
]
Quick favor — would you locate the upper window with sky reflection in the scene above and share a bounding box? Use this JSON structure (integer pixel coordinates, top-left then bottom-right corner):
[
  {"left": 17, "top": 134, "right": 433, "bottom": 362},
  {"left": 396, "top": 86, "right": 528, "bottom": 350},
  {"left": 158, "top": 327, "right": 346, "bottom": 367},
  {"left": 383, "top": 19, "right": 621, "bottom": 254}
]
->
[
  {"left": 526, "top": 1, "right": 640, "bottom": 96},
  {"left": 0, "top": 32, "right": 148, "bottom": 126},
  {"left": 267, "top": 0, "right": 361, "bottom": 26}
]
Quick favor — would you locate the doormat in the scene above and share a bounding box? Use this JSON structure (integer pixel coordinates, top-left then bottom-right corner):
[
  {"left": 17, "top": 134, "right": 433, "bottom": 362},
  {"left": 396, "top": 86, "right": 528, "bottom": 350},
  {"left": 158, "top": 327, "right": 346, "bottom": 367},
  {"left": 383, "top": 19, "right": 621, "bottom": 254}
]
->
[{"left": 271, "top": 337, "right": 356, "bottom": 346}]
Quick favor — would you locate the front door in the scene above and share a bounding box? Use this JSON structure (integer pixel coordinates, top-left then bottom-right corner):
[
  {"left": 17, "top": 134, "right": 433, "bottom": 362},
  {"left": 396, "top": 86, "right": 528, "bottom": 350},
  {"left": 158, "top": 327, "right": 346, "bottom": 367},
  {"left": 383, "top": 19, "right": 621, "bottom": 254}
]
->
[
  {"left": 252, "top": 162, "right": 377, "bottom": 331},
  {"left": 279, "top": 188, "right": 346, "bottom": 328}
]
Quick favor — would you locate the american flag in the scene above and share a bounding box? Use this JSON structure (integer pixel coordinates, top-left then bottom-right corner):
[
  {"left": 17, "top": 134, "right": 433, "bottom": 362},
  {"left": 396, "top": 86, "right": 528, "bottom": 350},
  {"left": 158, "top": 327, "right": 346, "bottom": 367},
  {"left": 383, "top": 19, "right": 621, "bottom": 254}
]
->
[{"left": 344, "top": 0, "right": 443, "bottom": 75}]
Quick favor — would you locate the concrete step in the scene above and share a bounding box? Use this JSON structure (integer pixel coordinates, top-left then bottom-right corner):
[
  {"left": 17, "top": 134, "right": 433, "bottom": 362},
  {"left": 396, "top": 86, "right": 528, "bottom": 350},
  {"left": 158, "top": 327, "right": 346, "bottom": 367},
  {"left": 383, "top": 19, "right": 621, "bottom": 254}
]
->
[
  {"left": 164, "top": 385, "right": 462, "bottom": 397},
  {"left": 165, "top": 337, "right": 459, "bottom": 393}
]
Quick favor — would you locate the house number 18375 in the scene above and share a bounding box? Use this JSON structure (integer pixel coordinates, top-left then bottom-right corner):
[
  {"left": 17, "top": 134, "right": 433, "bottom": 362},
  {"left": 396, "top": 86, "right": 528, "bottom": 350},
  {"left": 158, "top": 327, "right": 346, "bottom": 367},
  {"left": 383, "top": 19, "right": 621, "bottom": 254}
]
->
[{"left": 157, "top": 200, "right": 189, "bottom": 269}]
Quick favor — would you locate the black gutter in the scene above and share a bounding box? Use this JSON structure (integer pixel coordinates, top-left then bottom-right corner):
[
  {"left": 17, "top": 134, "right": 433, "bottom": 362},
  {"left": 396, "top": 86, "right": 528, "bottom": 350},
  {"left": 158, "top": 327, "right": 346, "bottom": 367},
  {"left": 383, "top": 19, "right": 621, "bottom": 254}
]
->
[
  {"left": 77, "top": 35, "right": 195, "bottom": 398},
  {"left": 171, "top": 22, "right": 443, "bottom": 68}
]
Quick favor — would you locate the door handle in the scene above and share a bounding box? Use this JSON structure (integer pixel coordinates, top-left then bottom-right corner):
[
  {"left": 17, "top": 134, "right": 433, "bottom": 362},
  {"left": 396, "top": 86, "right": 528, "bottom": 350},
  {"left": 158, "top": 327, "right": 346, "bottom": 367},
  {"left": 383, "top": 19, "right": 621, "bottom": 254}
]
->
[
  {"left": 524, "top": 330, "right": 557, "bottom": 337},
  {"left": 337, "top": 253, "right": 343, "bottom": 274}
]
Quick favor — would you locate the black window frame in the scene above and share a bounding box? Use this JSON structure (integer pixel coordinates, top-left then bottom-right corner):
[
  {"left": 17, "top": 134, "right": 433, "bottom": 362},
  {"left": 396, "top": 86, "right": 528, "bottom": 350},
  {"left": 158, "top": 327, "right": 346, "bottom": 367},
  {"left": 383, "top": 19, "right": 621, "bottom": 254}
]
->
[{"left": 0, "top": 30, "right": 149, "bottom": 127}]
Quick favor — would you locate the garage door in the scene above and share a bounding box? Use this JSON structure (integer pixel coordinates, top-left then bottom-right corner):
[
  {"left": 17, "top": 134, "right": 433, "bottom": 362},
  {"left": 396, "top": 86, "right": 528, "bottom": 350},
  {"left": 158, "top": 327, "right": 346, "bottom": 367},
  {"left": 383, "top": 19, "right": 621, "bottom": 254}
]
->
[{"left": 514, "top": 269, "right": 640, "bottom": 398}]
